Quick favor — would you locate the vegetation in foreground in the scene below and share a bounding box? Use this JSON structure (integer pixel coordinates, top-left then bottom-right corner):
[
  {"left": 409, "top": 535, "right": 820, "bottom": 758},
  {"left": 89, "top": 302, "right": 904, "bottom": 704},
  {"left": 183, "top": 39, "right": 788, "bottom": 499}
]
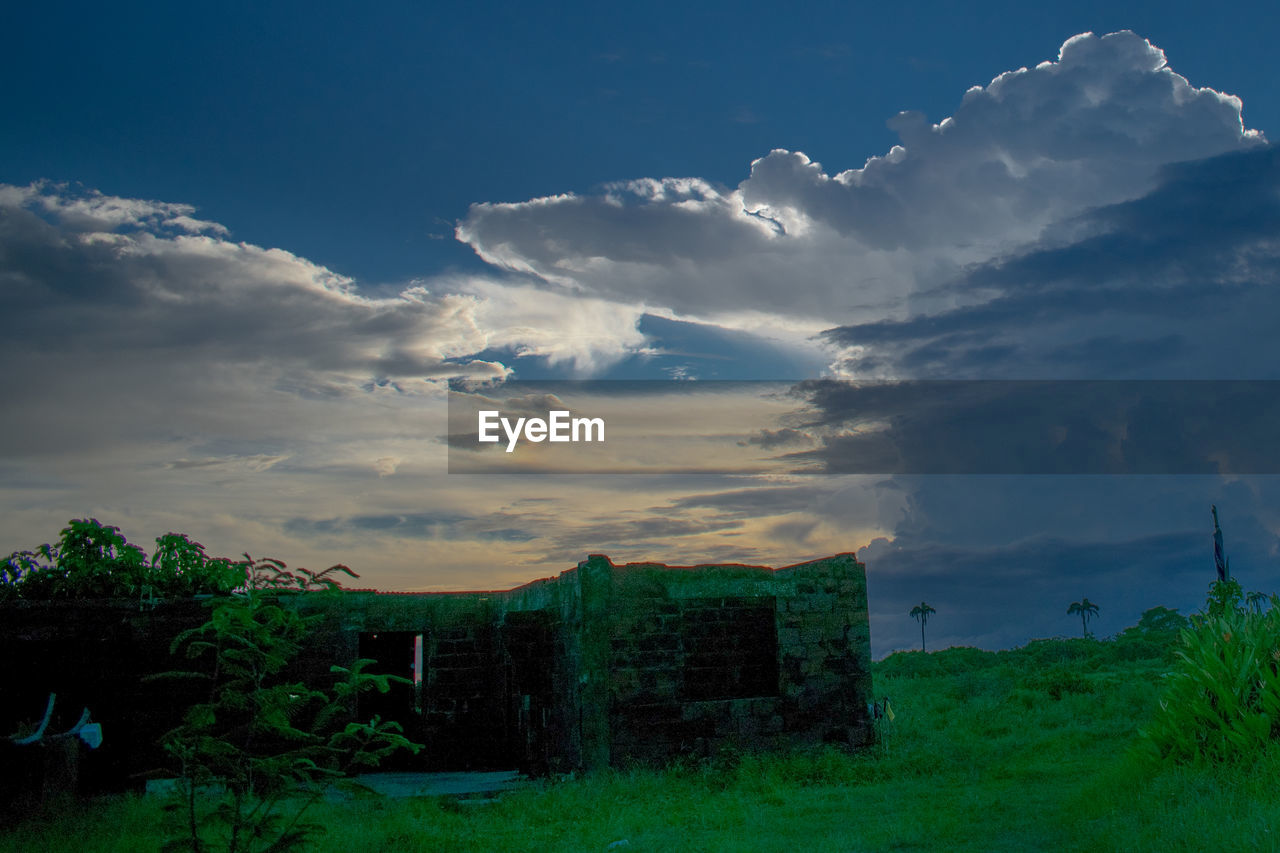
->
[
  {"left": 6, "top": 595, "right": 1280, "bottom": 853},
  {"left": 6, "top": 519, "right": 1279, "bottom": 850}
]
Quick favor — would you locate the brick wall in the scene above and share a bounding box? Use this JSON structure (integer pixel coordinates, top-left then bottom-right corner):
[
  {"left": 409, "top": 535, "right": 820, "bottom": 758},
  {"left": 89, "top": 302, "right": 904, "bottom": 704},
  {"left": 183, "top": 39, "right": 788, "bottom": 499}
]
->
[{"left": 1, "top": 552, "right": 873, "bottom": 785}]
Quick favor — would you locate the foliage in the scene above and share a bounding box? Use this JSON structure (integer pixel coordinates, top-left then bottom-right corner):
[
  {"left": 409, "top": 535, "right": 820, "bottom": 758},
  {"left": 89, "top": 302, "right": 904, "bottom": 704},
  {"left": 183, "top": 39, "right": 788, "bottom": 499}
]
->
[
  {"left": 0, "top": 519, "right": 359, "bottom": 602},
  {"left": 1, "top": 519, "right": 244, "bottom": 601},
  {"left": 239, "top": 555, "right": 359, "bottom": 593},
  {"left": 2, "top": 519, "right": 149, "bottom": 601},
  {"left": 1141, "top": 579, "right": 1280, "bottom": 764},
  {"left": 1203, "top": 576, "right": 1244, "bottom": 619},
  {"left": 1015, "top": 636, "right": 1105, "bottom": 668},
  {"left": 158, "top": 587, "right": 419, "bottom": 853},
  {"left": 151, "top": 533, "right": 247, "bottom": 599},
  {"left": 1116, "top": 605, "right": 1189, "bottom": 640},
  {"left": 1113, "top": 606, "right": 1189, "bottom": 661}
]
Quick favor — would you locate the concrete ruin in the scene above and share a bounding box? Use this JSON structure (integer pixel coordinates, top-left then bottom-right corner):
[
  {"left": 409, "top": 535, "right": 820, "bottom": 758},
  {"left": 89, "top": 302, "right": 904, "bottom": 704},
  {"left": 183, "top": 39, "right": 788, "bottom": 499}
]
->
[{"left": 0, "top": 553, "right": 873, "bottom": 790}]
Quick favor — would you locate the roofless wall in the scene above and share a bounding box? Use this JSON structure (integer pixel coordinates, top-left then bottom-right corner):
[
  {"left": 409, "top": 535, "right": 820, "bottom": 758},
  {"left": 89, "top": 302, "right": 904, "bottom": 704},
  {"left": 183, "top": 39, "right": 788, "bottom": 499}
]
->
[{"left": 1, "top": 553, "right": 872, "bottom": 789}]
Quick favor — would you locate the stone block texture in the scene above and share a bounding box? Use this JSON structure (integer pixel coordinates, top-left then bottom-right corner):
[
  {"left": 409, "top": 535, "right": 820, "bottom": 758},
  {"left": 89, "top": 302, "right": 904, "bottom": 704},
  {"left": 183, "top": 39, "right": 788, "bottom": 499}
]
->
[{"left": 0, "top": 553, "right": 872, "bottom": 787}]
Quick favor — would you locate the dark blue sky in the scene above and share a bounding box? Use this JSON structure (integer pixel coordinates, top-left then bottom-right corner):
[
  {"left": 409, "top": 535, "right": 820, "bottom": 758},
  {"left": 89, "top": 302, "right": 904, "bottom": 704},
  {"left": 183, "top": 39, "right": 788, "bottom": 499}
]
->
[{"left": 4, "top": 2, "right": 1277, "bottom": 285}]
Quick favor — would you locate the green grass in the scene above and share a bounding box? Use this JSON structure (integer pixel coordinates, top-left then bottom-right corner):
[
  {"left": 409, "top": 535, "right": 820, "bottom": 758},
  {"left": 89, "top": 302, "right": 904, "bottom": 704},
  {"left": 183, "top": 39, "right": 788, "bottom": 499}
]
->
[{"left": 6, "top": 637, "right": 1280, "bottom": 852}]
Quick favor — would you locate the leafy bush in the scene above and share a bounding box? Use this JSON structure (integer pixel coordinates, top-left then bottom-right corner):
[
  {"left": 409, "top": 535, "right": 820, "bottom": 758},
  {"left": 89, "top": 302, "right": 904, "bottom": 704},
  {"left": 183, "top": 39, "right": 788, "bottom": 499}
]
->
[
  {"left": 2, "top": 519, "right": 149, "bottom": 600},
  {"left": 1111, "top": 606, "right": 1188, "bottom": 662},
  {"left": 1, "top": 519, "right": 358, "bottom": 602},
  {"left": 1, "top": 519, "right": 246, "bottom": 601},
  {"left": 150, "top": 532, "right": 246, "bottom": 598},
  {"left": 1141, "top": 580, "right": 1280, "bottom": 763}
]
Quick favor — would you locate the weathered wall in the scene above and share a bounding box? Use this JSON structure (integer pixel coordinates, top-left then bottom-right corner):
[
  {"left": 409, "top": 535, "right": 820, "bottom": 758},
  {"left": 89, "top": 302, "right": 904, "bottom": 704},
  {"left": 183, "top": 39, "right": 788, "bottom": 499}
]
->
[
  {"left": 1, "top": 552, "right": 873, "bottom": 788},
  {"left": 595, "top": 553, "right": 874, "bottom": 765}
]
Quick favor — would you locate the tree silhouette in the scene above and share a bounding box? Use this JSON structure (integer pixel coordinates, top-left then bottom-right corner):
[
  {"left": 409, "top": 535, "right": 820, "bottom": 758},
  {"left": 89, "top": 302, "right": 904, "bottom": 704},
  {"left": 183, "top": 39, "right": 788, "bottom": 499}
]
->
[
  {"left": 910, "top": 601, "right": 936, "bottom": 651},
  {"left": 1067, "top": 598, "right": 1100, "bottom": 637}
]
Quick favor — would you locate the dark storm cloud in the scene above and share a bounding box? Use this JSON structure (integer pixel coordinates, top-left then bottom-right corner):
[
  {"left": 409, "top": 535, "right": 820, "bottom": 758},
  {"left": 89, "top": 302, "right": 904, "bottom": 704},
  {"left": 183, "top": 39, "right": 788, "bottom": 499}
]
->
[
  {"left": 823, "top": 145, "right": 1280, "bottom": 379},
  {"left": 847, "top": 473, "right": 1280, "bottom": 656},
  {"left": 775, "top": 379, "right": 1280, "bottom": 475},
  {"left": 862, "top": 529, "right": 1212, "bottom": 654},
  {"left": 741, "top": 428, "right": 814, "bottom": 449}
]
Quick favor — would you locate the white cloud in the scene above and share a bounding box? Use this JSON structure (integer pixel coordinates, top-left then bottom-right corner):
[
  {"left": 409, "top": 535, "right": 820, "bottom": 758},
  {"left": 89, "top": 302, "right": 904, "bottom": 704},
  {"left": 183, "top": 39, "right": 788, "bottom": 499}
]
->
[
  {"left": 0, "top": 182, "right": 506, "bottom": 386},
  {"left": 22, "top": 180, "right": 231, "bottom": 235},
  {"left": 456, "top": 31, "right": 1263, "bottom": 328},
  {"left": 454, "top": 276, "right": 648, "bottom": 373}
]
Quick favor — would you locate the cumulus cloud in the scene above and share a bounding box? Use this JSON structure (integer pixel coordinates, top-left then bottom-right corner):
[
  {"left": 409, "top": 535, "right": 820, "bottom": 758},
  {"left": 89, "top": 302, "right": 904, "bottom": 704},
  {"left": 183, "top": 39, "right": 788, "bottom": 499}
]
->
[
  {"left": 456, "top": 31, "right": 1262, "bottom": 324},
  {"left": 744, "top": 32, "right": 1258, "bottom": 248}
]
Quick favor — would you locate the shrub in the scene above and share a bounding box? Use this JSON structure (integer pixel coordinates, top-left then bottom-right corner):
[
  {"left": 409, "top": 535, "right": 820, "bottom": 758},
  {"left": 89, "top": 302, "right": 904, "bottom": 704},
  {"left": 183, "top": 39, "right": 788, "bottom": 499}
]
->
[
  {"left": 1141, "top": 580, "right": 1280, "bottom": 763},
  {"left": 1, "top": 518, "right": 149, "bottom": 600},
  {"left": 158, "top": 582, "right": 420, "bottom": 852},
  {"left": 1114, "top": 606, "right": 1189, "bottom": 662},
  {"left": 1, "top": 519, "right": 246, "bottom": 601}
]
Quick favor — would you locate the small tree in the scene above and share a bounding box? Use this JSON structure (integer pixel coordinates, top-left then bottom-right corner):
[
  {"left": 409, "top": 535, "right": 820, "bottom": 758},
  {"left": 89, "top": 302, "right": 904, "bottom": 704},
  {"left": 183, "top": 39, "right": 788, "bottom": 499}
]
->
[
  {"left": 158, "top": 558, "right": 418, "bottom": 852},
  {"left": 909, "top": 601, "right": 936, "bottom": 651},
  {"left": 1067, "top": 598, "right": 1100, "bottom": 637}
]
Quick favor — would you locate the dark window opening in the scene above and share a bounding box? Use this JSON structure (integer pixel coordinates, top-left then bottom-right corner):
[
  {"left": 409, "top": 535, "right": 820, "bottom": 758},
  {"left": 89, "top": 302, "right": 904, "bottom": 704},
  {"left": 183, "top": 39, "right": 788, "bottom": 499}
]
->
[
  {"left": 357, "top": 631, "right": 422, "bottom": 768},
  {"left": 680, "top": 596, "right": 779, "bottom": 701}
]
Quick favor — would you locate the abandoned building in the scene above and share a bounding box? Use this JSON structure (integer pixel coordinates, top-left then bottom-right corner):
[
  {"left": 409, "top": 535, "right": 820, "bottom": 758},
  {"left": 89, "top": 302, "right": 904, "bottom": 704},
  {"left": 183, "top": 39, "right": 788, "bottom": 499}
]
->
[{"left": 1, "top": 552, "right": 872, "bottom": 790}]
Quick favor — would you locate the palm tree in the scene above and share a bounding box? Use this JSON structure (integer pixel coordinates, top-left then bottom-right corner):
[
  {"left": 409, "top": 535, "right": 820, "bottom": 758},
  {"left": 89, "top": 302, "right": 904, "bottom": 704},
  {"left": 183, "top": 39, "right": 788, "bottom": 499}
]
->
[
  {"left": 910, "top": 601, "right": 936, "bottom": 651},
  {"left": 1067, "top": 598, "right": 1100, "bottom": 637}
]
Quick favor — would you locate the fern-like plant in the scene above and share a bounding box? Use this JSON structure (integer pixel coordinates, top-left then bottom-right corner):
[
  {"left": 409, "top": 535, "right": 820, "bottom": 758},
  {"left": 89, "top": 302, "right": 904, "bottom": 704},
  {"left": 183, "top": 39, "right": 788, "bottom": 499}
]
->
[{"left": 157, "top": 581, "right": 419, "bottom": 852}]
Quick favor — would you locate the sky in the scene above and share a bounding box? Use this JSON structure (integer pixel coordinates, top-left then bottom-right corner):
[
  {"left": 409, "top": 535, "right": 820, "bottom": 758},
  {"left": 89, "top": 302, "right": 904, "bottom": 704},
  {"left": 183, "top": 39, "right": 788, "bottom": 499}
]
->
[{"left": 4, "top": 1, "right": 1280, "bottom": 656}]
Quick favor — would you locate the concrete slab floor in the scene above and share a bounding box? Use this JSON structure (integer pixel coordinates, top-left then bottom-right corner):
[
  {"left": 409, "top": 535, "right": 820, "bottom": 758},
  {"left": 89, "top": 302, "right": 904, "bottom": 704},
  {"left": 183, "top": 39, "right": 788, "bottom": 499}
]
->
[
  {"left": 343, "top": 770, "right": 529, "bottom": 799},
  {"left": 148, "top": 770, "right": 531, "bottom": 802}
]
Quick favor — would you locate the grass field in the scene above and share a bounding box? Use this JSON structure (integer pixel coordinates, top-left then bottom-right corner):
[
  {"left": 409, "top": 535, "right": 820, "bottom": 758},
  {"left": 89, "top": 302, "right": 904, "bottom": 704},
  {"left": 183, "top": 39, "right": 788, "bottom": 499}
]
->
[{"left": 5, "top": 636, "right": 1279, "bottom": 852}]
